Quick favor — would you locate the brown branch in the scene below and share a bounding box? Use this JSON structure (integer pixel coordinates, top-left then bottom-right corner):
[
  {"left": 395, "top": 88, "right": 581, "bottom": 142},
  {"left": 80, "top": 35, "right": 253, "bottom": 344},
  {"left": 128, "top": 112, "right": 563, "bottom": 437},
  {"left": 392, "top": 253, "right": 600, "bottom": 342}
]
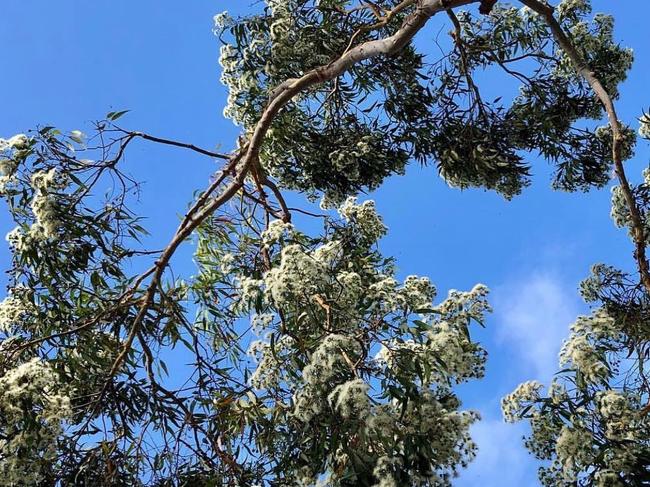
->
[
  {"left": 115, "top": 129, "right": 231, "bottom": 160},
  {"left": 340, "top": 0, "right": 418, "bottom": 57},
  {"left": 240, "top": 186, "right": 284, "bottom": 220},
  {"left": 261, "top": 177, "right": 292, "bottom": 223},
  {"left": 520, "top": 0, "right": 650, "bottom": 294}
]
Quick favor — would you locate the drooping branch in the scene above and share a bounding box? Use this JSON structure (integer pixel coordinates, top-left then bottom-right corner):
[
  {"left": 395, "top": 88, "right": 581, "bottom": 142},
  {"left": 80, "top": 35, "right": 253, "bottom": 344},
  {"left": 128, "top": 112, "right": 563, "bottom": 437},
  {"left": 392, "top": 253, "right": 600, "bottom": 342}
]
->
[
  {"left": 520, "top": 0, "right": 650, "bottom": 294},
  {"left": 446, "top": 8, "right": 487, "bottom": 119}
]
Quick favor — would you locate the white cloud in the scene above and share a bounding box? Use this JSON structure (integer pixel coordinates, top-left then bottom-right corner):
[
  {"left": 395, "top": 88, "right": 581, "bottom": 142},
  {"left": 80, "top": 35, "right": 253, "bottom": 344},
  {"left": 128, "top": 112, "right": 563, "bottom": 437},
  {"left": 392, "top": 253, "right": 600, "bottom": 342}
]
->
[
  {"left": 457, "top": 419, "right": 538, "bottom": 487},
  {"left": 457, "top": 271, "right": 582, "bottom": 485},
  {"left": 494, "top": 272, "right": 581, "bottom": 382}
]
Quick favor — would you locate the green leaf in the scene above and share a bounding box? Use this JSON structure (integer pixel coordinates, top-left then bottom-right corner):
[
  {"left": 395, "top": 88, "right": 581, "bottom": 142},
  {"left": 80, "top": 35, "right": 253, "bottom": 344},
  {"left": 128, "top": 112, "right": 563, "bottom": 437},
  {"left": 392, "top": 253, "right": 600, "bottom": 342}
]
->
[{"left": 107, "top": 109, "right": 130, "bottom": 121}]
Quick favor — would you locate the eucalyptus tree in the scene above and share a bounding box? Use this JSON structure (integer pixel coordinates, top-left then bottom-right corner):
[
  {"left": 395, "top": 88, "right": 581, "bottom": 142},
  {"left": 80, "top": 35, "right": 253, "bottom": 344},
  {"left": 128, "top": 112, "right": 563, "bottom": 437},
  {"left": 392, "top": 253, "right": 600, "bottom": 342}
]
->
[{"left": 0, "top": 0, "right": 641, "bottom": 486}]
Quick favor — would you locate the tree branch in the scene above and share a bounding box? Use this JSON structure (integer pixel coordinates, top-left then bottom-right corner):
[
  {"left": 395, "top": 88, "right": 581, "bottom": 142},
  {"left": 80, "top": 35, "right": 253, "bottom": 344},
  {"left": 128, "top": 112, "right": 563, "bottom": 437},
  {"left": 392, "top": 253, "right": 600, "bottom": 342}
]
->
[
  {"left": 100, "top": 0, "right": 481, "bottom": 400},
  {"left": 119, "top": 129, "right": 231, "bottom": 160},
  {"left": 520, "top": 0, "right": 650, "bottom": 293}
]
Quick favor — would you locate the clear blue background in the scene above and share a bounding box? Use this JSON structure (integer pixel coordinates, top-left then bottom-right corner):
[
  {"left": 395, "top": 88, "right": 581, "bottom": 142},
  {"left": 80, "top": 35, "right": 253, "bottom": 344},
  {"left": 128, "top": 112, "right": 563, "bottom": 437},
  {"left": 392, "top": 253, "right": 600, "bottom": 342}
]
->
[{"left": 1, "top": 1, "right": 648, "bottom": 484}]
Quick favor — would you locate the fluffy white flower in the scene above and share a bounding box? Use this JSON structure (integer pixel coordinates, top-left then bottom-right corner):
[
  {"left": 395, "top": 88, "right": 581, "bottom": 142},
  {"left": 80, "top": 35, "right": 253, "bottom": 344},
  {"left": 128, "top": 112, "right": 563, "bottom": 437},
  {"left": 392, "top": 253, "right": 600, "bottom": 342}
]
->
[
  {"left": 264, "top": 244, "right": 324, "bottom": 305},
  {"left": 338, "top": 197, "right": 387, "bottom": 243},
  {"left": 399, "top": 275, "right": 436, "bottom": 309},
  {"left": 312, "top": 240, "right": 343, "bottom": 266},
  {"left": 502, "top": 381, "right": 543, "bottom": 422},
  {"left": 555, "top": 426, "right": 595, "bottom": 481},
  {"left": 639, "top": 113, "right": 650, "bottom": 139},
  {"left": 248, "top": 335, "right": 295, "bottom": 389},
  {"left": 597, "top": 390, "right": 638, "bottom": 441},
  {"left": 213, "top": 10, "right": 232, "bottom": 30},
  {"left": 595, "top": 470, "right": 624, "bottom": 487},
  {"left": 0, "top": 290, "right": 35, "bottom": 332},
  {"left": 69, "top": 130, "right": 86, "bottom": 144},
  {"left": 559, "top": 310, "right": 617, "bottom": 383},
  {"left": 0, "top": 134, "right": 29, "bottom": 151},
  {"left": 327, "top": 378, "right": 370, "bottom": 419},
  {"left": 0, "top": 358, "right": 71, "bottom": 484},
  {"left": 261, "top": 219, "right": 293, "bottom": 246},
  {"left": 556, "top": 0, "right": 590, "bottom": 19},
  {"left": 5, "top": 226, "right": 33, "bottom": 253},
  {"left": 251, "top": 312, "right": 274, "bottom": 334}
]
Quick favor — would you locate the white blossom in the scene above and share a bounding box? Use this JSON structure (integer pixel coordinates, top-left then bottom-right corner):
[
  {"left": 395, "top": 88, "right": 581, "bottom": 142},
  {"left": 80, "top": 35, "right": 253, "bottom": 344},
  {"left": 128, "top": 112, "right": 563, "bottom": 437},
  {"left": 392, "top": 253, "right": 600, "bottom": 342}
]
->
[
  {"left": 293, "top": 334, "right": 361, "bottom": 422},
  {"left": 264, "top": 244, "right": 324, "bottom": 305},
  {"left": 372, "top": 456, "right": 401, "bottom": 487},
  {"left": 597, "top": 390, "right": 638, "bottom": 441},
  {"left": 28, "top": 168, "right": 68, "bottom": 241},
  {"left": 261, "top": 219, "right": 293, "bottom": 246},
  {"left": 559, "top": 309, "right": 618, "bottom": 383},
  {"left": 639, "top": 113, "right": 650, "bottom": 139},
  {"left": 338, "top": 197, "right": 387, "bottom": 244},
  {"left": 398, "top": 275, "right": 436, "bottom": 309},
  {"left": 0, "top": 159, "right": 18, "bottom": 194},
  {"left": 251, "top": 312, "right": 274, "bottom": 334},
  {"left": 213, "top": 10, "right": 232, "bottom": 30},
  {"left": 0, "top": 288, "right": 35, "bottom": 333},
  {"left": 0, "top": 134, "right": 29, "bottom": 151},
  {"left": 233, "top": 276, "right": 264, "bottom": 313},
  {"left": 0, "top": 359, "right": 71, "bottom": 485},
  {"left": 555, "top": 426, "right": 595, "bottom": 481},
  {"left": 327, "top": 378, "right": 370, "bottom": 419},
  {"left": 556, "top": 0, "right": 590, "bottom": 20},
  {"left": 248, "top": 335, "right": 295, "bottom": 389},
  {"left": 219, "top": 252, "right": 236, "bottom": 274},
  {"left": 502, "top": 381, "right": 543, "bottom": 422},
  {"left": 595, "top": 470, "right": 624, "bottom": 487},
  {"left": 312, "top": 240, "right": 343, "bottom": 266},
  {"left": 5, "top": 226, "right": 33, "bottom": 253}
]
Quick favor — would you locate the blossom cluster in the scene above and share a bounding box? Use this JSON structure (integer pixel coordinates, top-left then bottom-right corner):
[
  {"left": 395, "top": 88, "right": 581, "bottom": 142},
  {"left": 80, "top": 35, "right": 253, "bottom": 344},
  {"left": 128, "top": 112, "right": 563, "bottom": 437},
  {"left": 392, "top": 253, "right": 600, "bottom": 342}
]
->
[
  {"left": 556, "top": 0, "right": 590, "bottom": 20},
  {"left": 29, "top": 168, "right": 67, "bottom": 240},
  {"left": 553, "top": 0, "right": 633, "bottom": 101},
  {"left": 3, "top": 164, "right": 69, "bottom": 253},
  {"left": 0, "top": 287, "right": 36, "bottom": 333},
  {"left": 377, "top": 285, "right": 489, "bottom": 386},
  {"left": 501, "top": 380, "right": 543, "bottom": 423},
  {"left": 219, "top": 198, "right": 489, "bottom": 485},
  {"left": 559, "top": 308, "right": 618, "bottom": 383},
  {"left": 0, "top": 134, "right": 29, "bottom": 194},
  {"left": 596, "top": 391, "right": 640, "bottom": 442},
  {"left": 555, "top": 426, "right": 595, "bottom": 480},
  {"left": 503, "top": 302, "right": 648, "bottom": 485},
  {"left": 338, "top": 197, "right": 387, "bottom": 244},
  {"left": 639, "top": 113, "right": 650, "bottom": 139},
  {"left": 0, "top": 358, "right": 71, "bottom": 485},
  {"left": 0, "top": 134, "right": 29, "bottom": 152},
  {"left": 292, "top": 333, "right": 362, "bottom": 422}
]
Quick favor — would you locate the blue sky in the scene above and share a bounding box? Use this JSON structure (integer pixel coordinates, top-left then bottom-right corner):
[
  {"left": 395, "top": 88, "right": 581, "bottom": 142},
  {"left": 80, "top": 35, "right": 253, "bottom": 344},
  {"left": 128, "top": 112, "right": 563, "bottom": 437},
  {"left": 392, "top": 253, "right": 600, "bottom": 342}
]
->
[{"left": 1, "top": 1, "right": 649, "bottom": 485}]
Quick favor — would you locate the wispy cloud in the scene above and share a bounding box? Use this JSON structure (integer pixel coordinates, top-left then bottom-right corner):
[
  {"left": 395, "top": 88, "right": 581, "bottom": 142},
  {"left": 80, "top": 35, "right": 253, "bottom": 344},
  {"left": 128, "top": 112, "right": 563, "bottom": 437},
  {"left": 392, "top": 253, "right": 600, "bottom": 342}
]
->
[
  {"left": 457, "top": 272, "right": 580, "bottom": 486},
  {"left": 493, "top": 272, "right": 581, "bottom": 382}
]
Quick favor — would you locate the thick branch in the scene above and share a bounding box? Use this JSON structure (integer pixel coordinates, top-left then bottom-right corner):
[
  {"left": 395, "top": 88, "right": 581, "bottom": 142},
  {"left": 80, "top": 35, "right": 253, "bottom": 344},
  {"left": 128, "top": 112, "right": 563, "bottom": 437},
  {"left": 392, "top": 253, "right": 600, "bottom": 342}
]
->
[{"left": 520, "top": 0, "right": 650, "bottom": 293}]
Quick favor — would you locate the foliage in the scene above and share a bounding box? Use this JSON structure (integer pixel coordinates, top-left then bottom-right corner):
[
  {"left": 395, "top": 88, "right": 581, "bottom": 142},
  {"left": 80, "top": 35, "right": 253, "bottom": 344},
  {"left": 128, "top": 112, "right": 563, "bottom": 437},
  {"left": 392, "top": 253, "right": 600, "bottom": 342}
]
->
[
  {"left": 193, "top": 199, "right": 489, "bottom": 486},
  {"left": 217, "top": 0, "right": 632, "bottom": 202},
  {"left": 0, "top": 0, "right": 645, "bottom": 486}
]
